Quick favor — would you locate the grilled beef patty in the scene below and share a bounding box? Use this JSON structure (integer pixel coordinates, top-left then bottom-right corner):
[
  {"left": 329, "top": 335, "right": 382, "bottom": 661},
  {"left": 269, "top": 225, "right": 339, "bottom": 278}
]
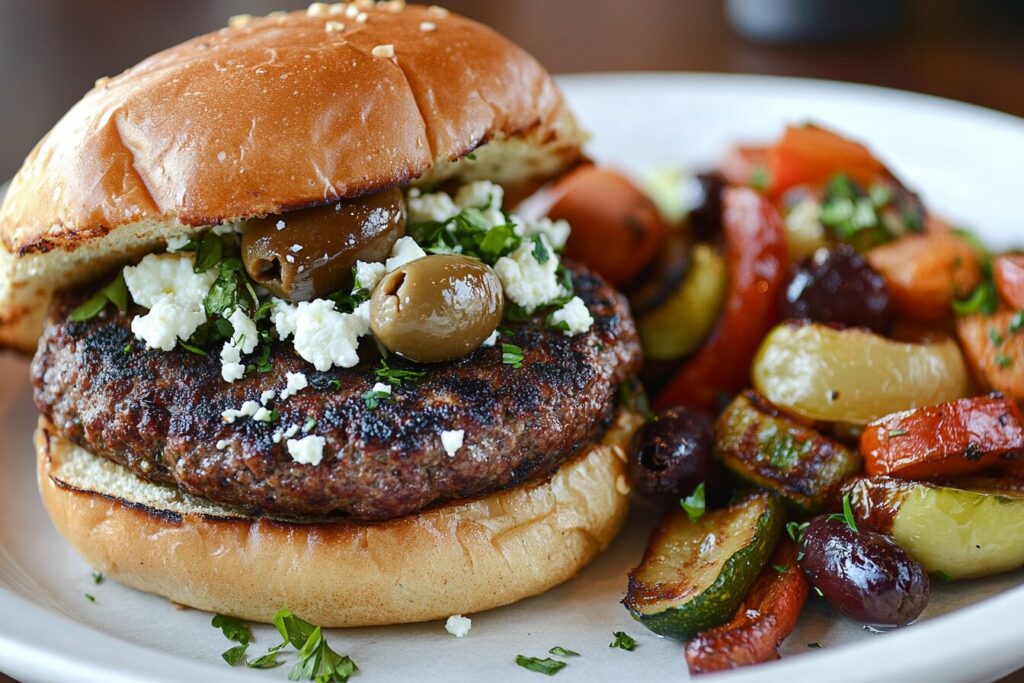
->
[{"left": 33, "top": 265, "right": 641, "bottom": 521}]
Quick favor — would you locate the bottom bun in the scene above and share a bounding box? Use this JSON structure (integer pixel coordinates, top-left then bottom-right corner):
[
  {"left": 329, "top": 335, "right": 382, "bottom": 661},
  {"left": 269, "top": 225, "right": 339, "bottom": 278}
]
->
[{"left": 36, "top": 407, "right": 642, "bottom": 627}]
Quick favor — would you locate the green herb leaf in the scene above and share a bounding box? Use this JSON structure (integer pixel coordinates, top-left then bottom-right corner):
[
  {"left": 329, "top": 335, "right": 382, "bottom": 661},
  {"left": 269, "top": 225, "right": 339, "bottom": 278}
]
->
[
  {"left": 222, "top": 644, "right": 248, "bottom": 666},
  {"left": 888, "top": 429, "right": 909, "bottom": 438},
  {"left": 618, "top": 377, "right": 655, "bottom": 421},
  {"left": 1010, "top": 311, "right": 1024, "bottom": 334},
  {"left": 989, "top": 328, "right": 1005, "bottom": 347},
  {"left": 92, "top": 571, "right": 104, "bottom": 584},
  {"left": 212, "top": 614, "right": 252, "bottom": 645},
  {"left": 302, "top": 417, "right": 317, "bottom": 433},
  {"left": 531, "top": 235, "right": 551, "bottom": 264},
  {"left": 84, "top": 593, "right": 96, "bottom": 603},
  {"left": 609, "top": 631, "right": 636, "bottom": 651},
  {"left": 953, "top": 280, "right": 998, "bottom": 316},
  {"left": 375, "top": 359, "right": 426, "bottom": 386},
  {"left": 813, "top": 586, "right": 824, "bottom": 597},
  {"left": 750, "top": 166, "right": 769, "bottom": 192},
  {"left": 808, "top": 642, "right": 822, "bottom": 649},
  {"left": 272, "top": 608, "right": 317, "bottom": 649},
  {"left": 246, "top": 646, "right": 286, "bottom": 669},
  {"left": 178, "top": 341, "right": 209, "bottom": 356},
  {"left": 772, "top": 564, "right": 789, "bottom": 574},
  {"left": 362, "top": 388, "right": 392, "bottom": 410},
  {"left": 826, "top": 494, "right": 859, "bottom": 533},
  {"left": 680, "top": 482, "right": 706, "bottom": 522},
  {"left": 995, "top": 354, "right": 1013, "bottom": 369},
  {"left": 193, "top": 232, "right": 224, "bottom": 273},
  {"left": 786, "top": 521, "right": 809, "bottom": 543},
  {"left": 515, "top": 656, "right": 567, "bottom": 675},
  {"left": 548, "top": 646, "right": 579, "bottom": 657},
  {"left": 502, "top": 343, "right": 524, "bottom": 368},
  {"left": 204, "top": 258, "right": 247, "bottom": 318},
  {"left": 69, "top": 272, "right": 129, "bottom": 321}
]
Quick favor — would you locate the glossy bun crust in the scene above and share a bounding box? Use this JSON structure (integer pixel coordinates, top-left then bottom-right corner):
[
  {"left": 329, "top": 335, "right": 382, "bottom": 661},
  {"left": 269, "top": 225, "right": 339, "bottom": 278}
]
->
[
  {"left": 36, "top": 408, "right": 640, "bottom": 627},
  {"left": 0, "top": 4, "right": 585, "bottom": 352}
]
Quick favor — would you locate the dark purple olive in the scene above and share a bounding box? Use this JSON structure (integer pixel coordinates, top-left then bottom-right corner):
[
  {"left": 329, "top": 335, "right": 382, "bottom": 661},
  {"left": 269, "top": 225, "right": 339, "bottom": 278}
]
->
[
  {"left": 629, "top": 407, "right": 714, "bottom": 497},
  {"left": 688, "top": 173, "right": 726, "bottom": 242},
  {"left": 781, "top": 245, "right": 893, "bottom": 333},
  {"left": 799, "top": 516, "right": 929, "bottom": 629}
]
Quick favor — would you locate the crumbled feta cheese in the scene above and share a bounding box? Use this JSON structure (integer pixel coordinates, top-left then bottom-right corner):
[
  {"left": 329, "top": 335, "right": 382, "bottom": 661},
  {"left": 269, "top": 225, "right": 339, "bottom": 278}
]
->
[
  {"left": 212, "top": 222, "right": 242, "bottom": 235},
  {"left": 253, "top": 407, "right": 274, "bottom": 422},
  {"left": 275, "top": 219, "right": 286, "bottom": 230},
  {"left": 280, "top": 371, "right": 309, "bottom": 400},
  {"left": 272, "top": 423, "right": 302, "bottom": 444},
  {"left": 325, "top": 20, "right": 345, "bottom": 32},
  {"left": 385, "top": 236, "right": 427, "bottom": 272},
  {"left": 407, "top": 189, "right": 458, "bottom": 223},
  {"left": 123, "top": 253, "right": 216, "bottom": 351},
  {"left": 371, "top": 44, "right": 395, "bottom": 59},
  {"left": 219, "top": 308, "right": 259, "bottom": 382},
  {"left": 420, "top": 21, "right": 437, "bottom": 31},
  {"left": 290, "top": 244, "right": 303, "bottom": 253},
  {"left": 445, "top": 615, "right": 471, "bottom": 637},
  {"left": 260, "top": 389, "right": 276, "bottom": 405},
  {"left": 285, "top": 254, "right": 295, "bottom": 264},
  {"left": 455, "top": 180, "right": 506, "bottom": 230},
  {"left": 288, "top": 435, "right": 326, "bottom": 465},
  {"left": 222, "top": 400, "right": 260, "bottom": 424},
  {"left": 493, "top": 235, "right": 566, "bottom": 313},
  {"left": 371, "top": 382, "right": 392, "bottom": 395},
  {"left": 307, "top": 2, "right": 330, "bottom": 16},
  {"left": 216, "top": 439, "right": 230, "bottom": 450},
  {"left": 482, "top": 329, "right": 499, "bottom": 347},
  {"left": 273, "top": 300, "right": 370, "bottom": 371},
  {"left": 354, "top": 260, "right": 386, "bottom": 291},
  {"left": 440, "top": 429, "right": 464, "bottom": 457},
  {"left": 165, "top": 234, "right": 191, "bottom": 252},
  {"left": 549, "top": 296, "right": 594, "bottom": 336}
]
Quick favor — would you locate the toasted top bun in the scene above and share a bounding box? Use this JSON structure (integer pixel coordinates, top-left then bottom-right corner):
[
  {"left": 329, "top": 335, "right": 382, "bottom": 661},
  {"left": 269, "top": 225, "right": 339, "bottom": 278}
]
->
[
  {"left": 0, "top": 3, "right": 585, "bottom": 352},
  {"left": 37, "top": 407, "right": 641, "bottom": 627}
]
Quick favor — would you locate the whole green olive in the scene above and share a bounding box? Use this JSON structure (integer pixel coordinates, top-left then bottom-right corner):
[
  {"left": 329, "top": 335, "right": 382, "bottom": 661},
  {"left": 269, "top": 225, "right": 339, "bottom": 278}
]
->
[
  {"left": 240, "top": 187, "right": 405, "bottom": 301},
  {"left": 370, "top": 254, "right": 504, "bottom": 363}
]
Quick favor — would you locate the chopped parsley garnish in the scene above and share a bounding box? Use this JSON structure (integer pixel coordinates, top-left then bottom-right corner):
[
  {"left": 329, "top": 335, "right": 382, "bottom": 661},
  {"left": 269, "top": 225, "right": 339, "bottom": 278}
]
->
[
  {"left": 618, "top": 378, "right": 655, "bottom": 421},
  {"left": 990, "top": 328, "right": 1005, "bottom": 347},
  {"left": 178, "top": 341, "right": 208, "bottom": 356},
  {"left": 92, "top": 571, "right": 104, "bottom": 584},
  {"left": 813, "top": 586, "right": 824, "bottom": 597},
  {"left": 515, "top": 655, "right": 566, "bottom": 676},
  {"left": 548, "top": 646, "right": 580, "bottom": 657},
  {"left": 502, "top": 343, "right": 524, "bottom": 368},
  {"left": 362, "top": 387, "right": 392, "bottom": 410},
  {"left": 817, "top": 174, "right": 921, "bottom": 250},
  {"left": 204, "top": 257, "right": 250, "bottom": 317},
  {"left": 302, "top": 417, "right": 317, "bottom": 433},
  {"left": 750, "top": 165, "right": 770, "bottom": 192},
  {"left": 192, "top": 231, "right": 224, "bottom": 273},
  {"left": 680, "top": 482, "right": 706, "bottom": 522},
  {"left": 408, "top": 206, "right": 521, "bottom": 265},
  {"left": 122, "top": 342, "right": 134, "bottom": 354},
  {"left": 84, "top": 593, "right": 96, "bottom": 603},
  {"left": 786, "top": 521, "right": 809, "bottom": 543},
  {"left": 375, "top": 358, "right": 426, "bottom": 386},
  {"left": 262, "top": 609, "right": 358, "bottom": 681},
  {"left": 531, "top": 234, "right": 551, "bottom": 264},
  {"left": 772, "top": 564, "right": 789, "bottom": 574},
  {"left": 246, "top": 646, "right": 286, "bottom": 669},
  {"left": 212, "top": 614, "right": 252, "bottom": 665},
  {"left": 609, "top": 631, "right": 636, "bottom": 651},
  {"left": 996, "top": 354, "right": 1013, "bottom": 369},
  {"left": 1010, "top": 311, "right": 1024, "bottom": 334},
  {"left": 69, "top": 272, "right": 129, "bottom": 322},
  {"left": 826, "top": 494, "right": 859, "bottom": 533},
  {"left": 953, "top": 279, "right": 998, "bottom": 316}
]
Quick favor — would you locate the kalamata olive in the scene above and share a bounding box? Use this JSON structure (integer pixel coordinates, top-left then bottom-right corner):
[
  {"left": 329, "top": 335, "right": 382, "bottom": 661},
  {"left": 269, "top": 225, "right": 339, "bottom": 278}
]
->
[
  {"left": 241, "top": 187, "right": 405, "bottom": 301},
  {"left": 370, "top": 254, "right": 504, "bottom": 363},
  {"left": 628, "top": 406, "right": 714, "bottom": 497},
  {"left": 798, "top": 516, "right": 929, "bottom": 629},
  {"left": 781, "top": 245, "right": 893, "bottom": 333}
]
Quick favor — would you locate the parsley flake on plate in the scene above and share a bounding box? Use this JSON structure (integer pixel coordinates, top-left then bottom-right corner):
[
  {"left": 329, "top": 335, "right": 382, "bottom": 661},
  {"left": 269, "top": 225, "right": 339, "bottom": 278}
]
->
[
  {"left": 609, "top": 631, "right": 636, "bottom": 651},
  {"left": 680, "top": 482, "right": 706, "bottom": 522},
  {"left": 548, "top": 646, "right": 579, "bottom": 657},
  {"left": 515, "top": 655, "right": 566, "bottom": 676},
  {"left": 502, "top": 343, "right": 524, "bottom": 368}
]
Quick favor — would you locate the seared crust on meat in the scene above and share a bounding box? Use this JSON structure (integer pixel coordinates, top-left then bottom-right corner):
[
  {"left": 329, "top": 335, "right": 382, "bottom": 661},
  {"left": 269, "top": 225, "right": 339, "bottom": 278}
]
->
[{"left": 33, "top": 265, "right": 640, "bottom": 521}]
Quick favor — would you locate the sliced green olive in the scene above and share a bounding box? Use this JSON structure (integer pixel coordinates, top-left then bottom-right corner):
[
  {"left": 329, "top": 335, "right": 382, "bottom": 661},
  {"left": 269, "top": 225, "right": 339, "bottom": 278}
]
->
[
  {"left": 240, "top": 187, "right": 405, "bottom": 301},
  {"left": 370, "top": 254, "right": 504, "bottom": 363}
]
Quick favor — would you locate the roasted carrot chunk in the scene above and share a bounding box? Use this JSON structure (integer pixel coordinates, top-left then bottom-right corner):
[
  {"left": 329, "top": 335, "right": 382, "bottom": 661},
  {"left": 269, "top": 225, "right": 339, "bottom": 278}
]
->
[
  {"left": 768, "top": 124, "right": 885, "bottom": 197},
  {"left": 994, "top": 255, "right": 1024, "bottom": 310},
  {"left": 956, "top": 311, "right": 1024, "bottom": 402},
  {"left": 860, "top": 394, "right": 1024, "bottom": 479},
  {"left": 866, "top": 233, "right": 982, "bottom": 323},
  {"left": 685, "top": 540, "right": 808, "bottom": 675}
]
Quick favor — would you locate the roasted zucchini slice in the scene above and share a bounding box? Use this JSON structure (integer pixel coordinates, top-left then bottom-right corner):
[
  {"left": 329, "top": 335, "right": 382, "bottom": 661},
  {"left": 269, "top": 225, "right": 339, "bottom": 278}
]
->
[
  {"left": 844, "top": 476, "right": 1024, "bottom": 579},
  {"left": 716, "top": 391, "right": 862, "bottom": 514},
  {"left": 624, "top": 491, "right": 783, "bottom": 639}
]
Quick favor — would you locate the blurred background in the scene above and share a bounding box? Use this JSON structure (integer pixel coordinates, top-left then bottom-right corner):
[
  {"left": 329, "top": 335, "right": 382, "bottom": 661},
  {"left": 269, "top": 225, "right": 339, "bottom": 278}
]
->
[
  {"left": 0, "top": 1, "right": 1023, "bottom": 682},
  {"left": 1, "top": 0, "right": 1023, "bottom": 180}
]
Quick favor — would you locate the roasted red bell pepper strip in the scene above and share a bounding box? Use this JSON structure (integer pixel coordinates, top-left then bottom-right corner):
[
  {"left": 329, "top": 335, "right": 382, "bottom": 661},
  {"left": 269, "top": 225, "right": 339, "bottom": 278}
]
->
[
  {"left": 685, "top": 540, "right": 808, "bottom": 675},
  {"left": 860, "top": 393, "right": 1024, "bottom": 479},
  {"left": 994, "top": 255, "right": 1024, "bottom": 310},
  {"left": 768, "top": 124, "right": 885, "bottom": 197},
  {"left": 654, "top": 187, "right": 786, "bottom": 411}
]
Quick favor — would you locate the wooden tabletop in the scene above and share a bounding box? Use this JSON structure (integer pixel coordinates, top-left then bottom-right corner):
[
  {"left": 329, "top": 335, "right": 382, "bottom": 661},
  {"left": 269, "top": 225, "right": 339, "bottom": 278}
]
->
[{"left": 1, "top": 1, "right": 1023, "bottom": 681}]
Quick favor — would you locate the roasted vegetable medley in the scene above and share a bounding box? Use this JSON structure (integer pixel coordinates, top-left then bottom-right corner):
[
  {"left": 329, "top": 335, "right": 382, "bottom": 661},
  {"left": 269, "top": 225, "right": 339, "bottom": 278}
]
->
[{"left": 541, "top": 124, "right": 1024, "bottom": 674}]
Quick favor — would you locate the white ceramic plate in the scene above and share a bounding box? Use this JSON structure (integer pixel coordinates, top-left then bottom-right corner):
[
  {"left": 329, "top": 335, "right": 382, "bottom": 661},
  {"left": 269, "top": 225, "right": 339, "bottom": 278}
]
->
[{"left": 1, "top": 73, "right": 1023, "bottom": 683}]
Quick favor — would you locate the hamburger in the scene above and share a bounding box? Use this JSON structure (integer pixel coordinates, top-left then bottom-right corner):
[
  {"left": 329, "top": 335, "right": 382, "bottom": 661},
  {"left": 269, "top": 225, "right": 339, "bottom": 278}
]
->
[{"left": 1, "top": 2, "right": 643, "bottom": 627}]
